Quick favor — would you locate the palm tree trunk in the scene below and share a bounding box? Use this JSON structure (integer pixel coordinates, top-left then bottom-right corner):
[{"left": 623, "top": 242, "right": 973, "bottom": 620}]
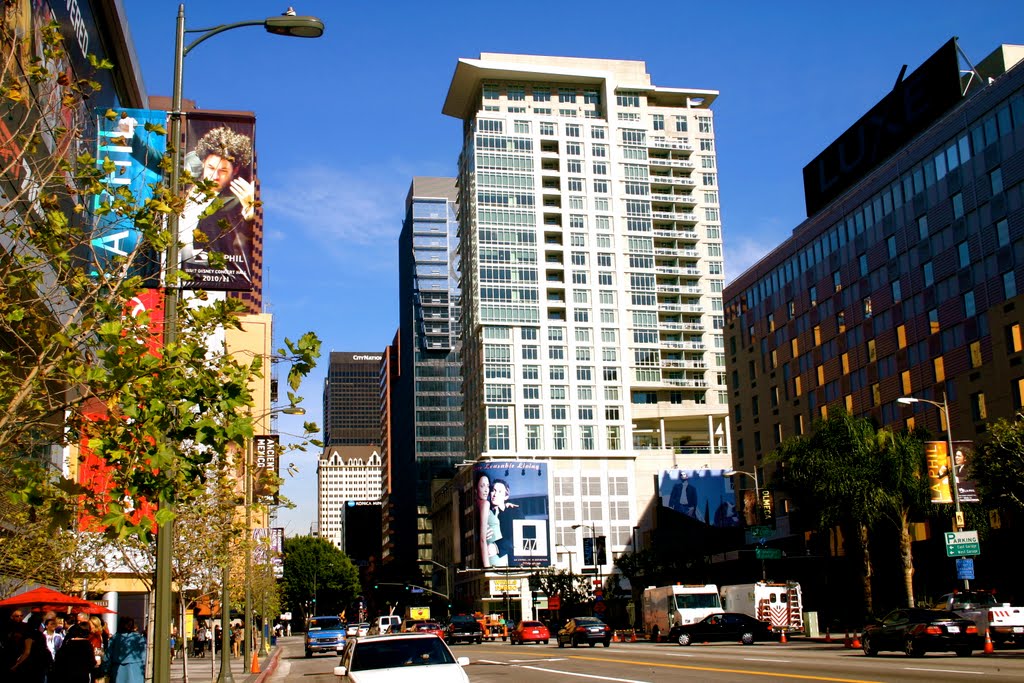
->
[
  {"left": 859, "top": 523, "right": 873, "bottom": 617},
  {"left": 899, "top": 508, "right": 915, "bottom": 607}
]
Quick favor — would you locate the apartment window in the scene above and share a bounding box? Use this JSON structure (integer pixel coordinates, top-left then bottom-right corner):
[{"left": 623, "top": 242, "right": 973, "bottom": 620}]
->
[
  {"left": 901, "top": 370, "right": 912, "bottom": 395},
  {"left": 553, "top": 426, "right": 567, "bottom": 450},
  {"left": 522, "top": 345, "right": 538, "bottom": 360},
  {"left": 551, "top": 405, "right": 567, "bottom": 421},
  {"left": 697, "top": 115, "right": 712, "bottom": 133},
  {"left": 567, "top": 160, "right": 582, "bottom": 174},
  {"left": 652, "top": 114, "right": 664, "bottom": 131},
  {"left": 1005, "top": 272, "right": 1017, "bottom": 299},
  {"left": 703, "top": 173, "right": 717, "bottom": 186},
  {"left": 833, "top": 271, "right": 842, "bottom": 292},
  {"left": 892, "top": 280, "right": 902, "bottom": 303},
  {"left": 565, "top": 123, "right": 581, "bottom": 138},
  {"left": 592, "top": 144, "right": 608, "bottom": 157},
  {"left": 809, "top": 285, "right": 817, "bottom": 306},
  {"left": 488, "top": 425, "right": 510, "bottom": 451},
  {"left": 964, "top": 291, "right": 976, "bottom": 317},
  {"left": 871, "top": 383, "right": 881, "bottom": 407},
  {"left": 897, "top": 324, "right": 907, "bottom": 349},
  {"left": 917, "top": 215, "right": 929, "bottom": 239},
  {"left": 580, "top": 426, "right": 595, "bottom": 450},
  {"left": 507, "top": 85, "right": 525, "bottom": 101},
  {"left": 558, "top": 88, "right": 576, "bottom": 103},
  {"left": 539, "top": 121, "right": 555, "bottom": 135},
  {"left": 923, "top": 261, "right": 934, "bottom": 287},
  {"left": 970, "top": 341, "right": 982, "bottom": 368},
  {"left": 958, "top": 241, "right": 970, "bottom": 268},
  {"left": 952, "top": 192, "right": 964, "bottom": 219},
  {"left": 934, "top": 356, "right": 945, "bottom": 383},
  {"left": 929, "top": 309, "right": 939, "bottom": 334},
  {"left": 887, "top": 236, "right": 897, "bottom": 259},
  {"left": 584, "top": 89, "right": 600, "bottom": 105},
  {"left": 522, "top": 365, "right": 539, "bottom": 380},
  {"left": 607, "top": 426, "right": 621, "bottom": 450},
  {"left": 675, "top": 116, "right": 688, "bottom": 132},
  {"left": 524, "top": 405, "right": 541, "bottom": 420},
  {"left": 859, "top": 254, "right": 868, "bottom": 277},
  {"left": 523, "top": 386, "right": 540, "bottom": 400},
  {"left": 774, "top": 423, "right": 783, "bottom": 445},
  {"left": 526, "top": 425, "right": 542, "bottom": 450}
]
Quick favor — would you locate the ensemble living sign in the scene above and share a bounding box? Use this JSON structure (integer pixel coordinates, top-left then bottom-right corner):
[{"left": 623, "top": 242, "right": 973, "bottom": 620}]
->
[{"left": 802, "top": 38, "right": 963, "bottom": 217}]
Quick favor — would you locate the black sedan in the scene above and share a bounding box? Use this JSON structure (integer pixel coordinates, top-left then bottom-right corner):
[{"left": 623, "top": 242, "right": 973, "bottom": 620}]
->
[
  {"left": 557, "top": 617, "right": 611, "bottom": 648},
  {"left": 862, "top": 608, "right": 980, "bottom": 657},
  {"left": 668, "top": 612, "right": 774, "bottom": 646}
]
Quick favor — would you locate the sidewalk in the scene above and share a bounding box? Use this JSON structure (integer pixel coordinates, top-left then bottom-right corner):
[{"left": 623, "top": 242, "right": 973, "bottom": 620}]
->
[{"left": 168, "top": 637, "right": 292, "bottom": 683}]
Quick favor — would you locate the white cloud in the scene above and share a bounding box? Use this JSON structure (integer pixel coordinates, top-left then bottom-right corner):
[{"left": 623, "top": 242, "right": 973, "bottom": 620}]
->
[
  {"left": 725, "top": 236, "right": 772, "bottom": 284},
  {"left": 261, "top": 165, "right": 407, "bottom": 250}
]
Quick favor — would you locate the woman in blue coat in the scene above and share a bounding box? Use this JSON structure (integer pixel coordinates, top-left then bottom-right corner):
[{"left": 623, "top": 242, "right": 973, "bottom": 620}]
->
[{"left": 107, "top": 617, "right": 146, "bottom": 683}]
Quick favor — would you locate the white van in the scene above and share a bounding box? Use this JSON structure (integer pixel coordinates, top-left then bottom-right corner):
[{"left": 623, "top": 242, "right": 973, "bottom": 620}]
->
[{"left": 374, "top": 615, "right": 401, "bottom": 634}]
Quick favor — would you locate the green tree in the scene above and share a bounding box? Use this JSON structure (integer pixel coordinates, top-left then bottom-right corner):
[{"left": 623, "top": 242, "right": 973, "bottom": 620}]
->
[
  {"left": 529, "top": 567, "right": 590, "bottom": 616},
  {"left": 972, "top": 413, "right": 1024, "bottom": 512},
  {"left": 772, "top": 411, "right": 889, "bottom": 615},
  {"left": 282, "top": 536, "right": 361, "bottom": 623}
]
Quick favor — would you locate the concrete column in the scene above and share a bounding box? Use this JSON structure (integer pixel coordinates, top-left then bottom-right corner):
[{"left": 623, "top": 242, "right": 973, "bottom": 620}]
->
[
  {"left": 103, "top": 591, "right": 118, "bottom": 633},
  {"left": 519, "top": 578, "right": 532, "bottom": 621},
  {"left": 708, "top": 415, "right": 715, "bottom": 456}
]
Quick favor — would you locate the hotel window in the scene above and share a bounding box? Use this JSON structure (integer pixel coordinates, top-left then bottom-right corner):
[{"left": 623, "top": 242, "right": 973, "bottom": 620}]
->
[
  {"left": 553, "top": 425, "right": 568, "bottom": 450},
  {"left": 897, "top": 324, "right": 907, "bottom": 349},
  {"left": 934, "top": 356, "right": 945, "bottom": 383},
  {"left": 958, "top": 242, "right": 970, "bottom": 268},
  {"left": 923, "top": 262, "right": 934, "bottom": 287},
  {"left": 991, "top": 167, "right": 1003, "bottom": 195},
  {"left": 892, "top": 280, "right": 902, "bottom": 303},
  {"left": 607, "top": 426, "right": 621, "bottom": 450},
  {"left": 488, "top": 426, "right": 510, "bottom": 451},
  {"left": 533, "top": 87, "right": 551, "bottom": 102},
  {"left": 565, "top": 123, "right": 581, "bottom": 137},
  {"left": 697, "top": 115, "right": 712, "bottom": 133},
  {"left": 952, "top": 192, "right": 964, "bottom": 219},
  {"left": 585, "top": 89, "right": 601, "bottom": 105},
  {"left": 652, "top": 114, "right": 664, "bottom": 131},
  {"left": 580, "top": 426, "right": 595, "bottom": 450},
  {"left": 551, "top": 405, "right": 567, "bottom": 421},
  {"left": 867, "top": 339, "right": 876, "bottom": 362},
  {"left": 523, "top": 385, "right": 540, "bottom": 400},
  {"left": 917, "top": 215, "right": 929, "bottom": 239},
  {"left": 700, "top": 139, "right": 714, "bottom": 151},
  {"left": 970, "top": 341, "right": 982, "bottom": 368},
  {"left": 483, "top": 84, "right": 499, "bottom": 100},
  {"left": 703, "top": 173, "right": 717, "bottom": 186},
  {"left": 540, "top": 121, "right": 556, "bottom": 135},
  {"left": 871, "top": 384, "right": 881, "bottom": 407},
  {"left": 929, "top": 309, "right": 940, "bottom": 334},
  {"left": 833, "top": 270, "right": 842, "bottom": 292},
  {"left": 1005, "top": 272, "right": 1017, "bottom": 298},
  {"left": 901, "top": 370, "right": 912, "bottom": 395},
  {"left": 964, "top": 291, "right": 976, "bottom": 317},
  {"left": 1008, "top": 323, "right": 1023, "bottom": 353},
  {"left": 887, "top": 236, "right": 897, "bottom": 259},
  {"left": 507, "top": 85, "right": 525, "bottom": 101},
  {"left": 524, "top": 405, "right": 541, "bottom": 420},
  {"left": 997, "top": 218, "right": 1010, "bottom": 247},
  {"left": 971, "top": 392, "right": 987, "bottom": 421},
  {"left": 558, "top": 88, "right": 576, "bottom": 103}
]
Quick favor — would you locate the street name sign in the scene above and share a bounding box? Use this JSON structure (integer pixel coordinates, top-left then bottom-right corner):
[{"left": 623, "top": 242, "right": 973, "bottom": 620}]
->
[{"left": 755, "top": 547, "right": 782, "bottom": 560}]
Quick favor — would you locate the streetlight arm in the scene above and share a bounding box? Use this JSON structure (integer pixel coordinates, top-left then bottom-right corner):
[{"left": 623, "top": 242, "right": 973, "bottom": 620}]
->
[{"left": 183, "top": 20, "right": 266, "bottom": 56}]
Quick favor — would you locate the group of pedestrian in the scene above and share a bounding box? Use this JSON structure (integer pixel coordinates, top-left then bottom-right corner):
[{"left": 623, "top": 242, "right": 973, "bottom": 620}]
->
[{"left": 1, "top": 608, "right": 145, "bottom": 683}]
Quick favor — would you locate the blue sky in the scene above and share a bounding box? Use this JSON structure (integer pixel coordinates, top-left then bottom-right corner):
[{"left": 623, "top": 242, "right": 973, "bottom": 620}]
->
[{"left": 123, "top": 1, "right": 1024, "bottom": 536}]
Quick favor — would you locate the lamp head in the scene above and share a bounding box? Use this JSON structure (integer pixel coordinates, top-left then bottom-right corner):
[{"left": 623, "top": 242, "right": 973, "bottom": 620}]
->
[
  {"left": 723, "top": 469, "right": 738, "bottom": 476},
  {"left": 896, "top": 397, "right": 917, "bottom": 405},
  {"left": 264, "top": 15, "right": 324, "bottom": 38},
  {"left": 281, "top": 406, "right": 306, "bottom": 415}
]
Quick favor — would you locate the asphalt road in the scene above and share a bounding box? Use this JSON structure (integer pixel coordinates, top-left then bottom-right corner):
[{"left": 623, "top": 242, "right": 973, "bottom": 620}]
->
[{"left": 269, "top": 635, "right": 1024, "bottom": 682}]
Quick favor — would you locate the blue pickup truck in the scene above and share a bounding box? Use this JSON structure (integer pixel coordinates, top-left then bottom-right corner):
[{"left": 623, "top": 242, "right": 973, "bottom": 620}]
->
[{"left": 305, "top": 616, "right": 346, "bottom": 657}]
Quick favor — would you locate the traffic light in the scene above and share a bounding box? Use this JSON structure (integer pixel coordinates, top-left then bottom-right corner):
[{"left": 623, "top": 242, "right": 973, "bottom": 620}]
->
[
  {"left": 403, "top": 583, "right": 411, "bottom": 592},
  {"left": 373, "top": 583, "right": 379, "bottom": 590}
]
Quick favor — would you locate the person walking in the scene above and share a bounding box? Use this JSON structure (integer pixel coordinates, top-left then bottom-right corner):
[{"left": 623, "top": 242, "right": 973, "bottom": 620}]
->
[
  {"left": 52, "top": 623, "right": 95, "bottom": 683},
  {"left": 106, "top": 617, "right": 145, "bottom": 683}
]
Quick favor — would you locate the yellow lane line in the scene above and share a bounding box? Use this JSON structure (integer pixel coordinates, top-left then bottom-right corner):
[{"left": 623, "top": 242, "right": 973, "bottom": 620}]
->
[{"left": 569, "top": 655, "right": 882, "bottom": 683}]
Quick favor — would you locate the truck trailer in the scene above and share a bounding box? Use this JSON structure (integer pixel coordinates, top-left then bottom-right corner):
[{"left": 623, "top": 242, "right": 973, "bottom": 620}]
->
[
  {"left": 642, "top": 584, "right": 723, "bottom": 642},
  {"left": 720, "top": 582, "right": 804, "bottom": 634}
]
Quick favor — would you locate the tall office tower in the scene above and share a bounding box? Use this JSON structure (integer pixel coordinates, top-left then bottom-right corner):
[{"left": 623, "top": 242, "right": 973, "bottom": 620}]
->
[
  {"left": 442, "top": 55, "right": 732, "bottom": 588},
  {"left": 322, "top": 351, "right": 384, "bottom": 447},
  {"left": 316, "top": 445, "right": 383, "bottom": 549},
  {"left": 724, "top": 42, "right": 1023, "bottom": 591},
  {"left": 392, "top": 178, "right": 464, "bottom": 588}
]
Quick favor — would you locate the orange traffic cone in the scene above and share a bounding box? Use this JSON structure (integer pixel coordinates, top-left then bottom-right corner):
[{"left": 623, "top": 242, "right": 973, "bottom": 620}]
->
[
  {"left": 631, "top": 629, "right": 637, "bottom": 643},
  {"left": 824, "top": 627, "right": 831, "bottom": 643},
  {"left": 984, "top": 628, "right": 994, "bottom": 654},
  {"left": 250, "top": 650, "right": 260, "bottom": 674},
  {"left": 779, "top": 631, "right": 787, "bottom": 644},
  {"left": 612, "top": 631, "right": 620, "bottom": 642},
  {"left": 851, "top": 633, "right": 861, "bottom": 650}
]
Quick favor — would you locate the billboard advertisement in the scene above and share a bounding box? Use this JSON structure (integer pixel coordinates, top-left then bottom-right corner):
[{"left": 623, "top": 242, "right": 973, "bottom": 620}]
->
[
  {"left": 181, "top": 113, "right": 257, "bottom": 291},
  {"left": 927, "top": 440, "right": 980, "bottom": 504},
  {"left": 657, "top": 469, "right": 740, "bottom": 528},
  {"left": 473, "top": 460, "right": 550, "bottom": 568},
  {"left": 91, "top": 108, "right": 167, "bottom": 283},
  {"left": 253, "top": 527, "right": 285, "bottom": 578},
  {"left": 253, "top": 434, "right": 281, "bottom": 504}
]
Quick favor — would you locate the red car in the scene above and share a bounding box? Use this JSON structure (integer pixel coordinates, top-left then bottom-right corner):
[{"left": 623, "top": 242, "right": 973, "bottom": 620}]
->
[
  {"left": 410, "top": 621, "right": 446, "bottom": 639},
  {"left": 510, "top": 620, "right": 550, "bottom": 645}
]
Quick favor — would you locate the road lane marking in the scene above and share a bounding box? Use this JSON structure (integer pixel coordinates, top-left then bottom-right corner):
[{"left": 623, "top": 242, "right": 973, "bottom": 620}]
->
[
  {"left": 518, "top": 664, "right": 651, "bottom": 682},
  {"left": 743, "top": 658, "right": 792, "bottom": 663},
  {"left": 904, "top": 667, "right": 984, "bottom": 675},
  {"left": 571, "top": 655, "right": 882, "bottom": 682}
]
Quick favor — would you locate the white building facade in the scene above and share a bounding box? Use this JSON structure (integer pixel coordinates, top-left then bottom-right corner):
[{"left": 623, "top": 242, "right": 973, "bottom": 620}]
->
[
  {"left": 316, "top": 445, "right": 383, "bottom": 550},
  {"left": 441, "top": 54, "right": 733, "bottom": 592}
]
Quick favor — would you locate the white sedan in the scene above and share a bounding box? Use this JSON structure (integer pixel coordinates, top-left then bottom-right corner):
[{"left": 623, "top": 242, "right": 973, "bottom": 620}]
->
[{"left": 334, "top": 633, "right": 469, "bottom": 683}]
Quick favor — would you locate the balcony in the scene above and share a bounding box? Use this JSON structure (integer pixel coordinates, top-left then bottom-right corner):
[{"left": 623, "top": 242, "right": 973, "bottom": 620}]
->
[
  {"left": 648, "top": 136, "right": 694, "bottom": 152},
  {"left": 664, "top": 378, "right": 708, "bottom": 388},
  {"left": 649, "top": 175, "right": 696, "bottom": 188},
  {"left": 653, "top": 229, "right": 699, "bottom": 240},
  {"left": 661, "top": 359, "right": 707, "bottom": 369}
]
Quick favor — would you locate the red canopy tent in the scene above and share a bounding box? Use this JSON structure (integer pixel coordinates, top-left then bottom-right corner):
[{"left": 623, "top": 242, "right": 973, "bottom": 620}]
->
[{"left": 0, "top": 586, "right": 115, "bottom": 614}]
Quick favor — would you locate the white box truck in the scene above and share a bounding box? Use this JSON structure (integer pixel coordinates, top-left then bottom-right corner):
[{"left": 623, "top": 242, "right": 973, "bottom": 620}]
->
[
  {"left": 720, "top": 582, "right": 804, "bottom": 633},
  {"left": 642, "top": 584, "right": 723, "bottom": 642}
]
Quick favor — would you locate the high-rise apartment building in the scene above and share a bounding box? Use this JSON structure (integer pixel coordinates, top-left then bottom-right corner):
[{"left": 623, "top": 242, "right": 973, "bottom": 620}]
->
[
  {"left": 724, "top": 41, "right": 1024, "bottom": 597},
  {"left": 322, "top": 351, "right": 384, "bottom": 447},
  {"left": 316, "top": 445, "right": 383, "bottom": 549},
  {"left": 390, "top": 178, "right": 464, "bottom": 587},
  {"left": 441, "top": 54, "right": 732, "bottom": 603}
]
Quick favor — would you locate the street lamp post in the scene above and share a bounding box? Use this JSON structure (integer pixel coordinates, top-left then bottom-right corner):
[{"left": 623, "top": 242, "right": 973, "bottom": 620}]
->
[
  {"left": 156, "top": 9, "right": 324, "bottom": 682},
  {"left": 725, "top": 469, "right": 764, "bottom": 580},
  {"left": 898, "top": 392, "right": 969, "bottom": 590}
]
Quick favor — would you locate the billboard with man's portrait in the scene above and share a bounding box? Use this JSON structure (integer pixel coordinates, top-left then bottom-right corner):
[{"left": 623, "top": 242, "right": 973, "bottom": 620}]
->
[
  {"left": 181, "top": 113, "right": 257, "bottom": 291},
  {"left": 658, "top": 468, "right": 740, "bottom": 528},
  {"left": 472, "top": 461, "right": 550, "bottom": 569}
]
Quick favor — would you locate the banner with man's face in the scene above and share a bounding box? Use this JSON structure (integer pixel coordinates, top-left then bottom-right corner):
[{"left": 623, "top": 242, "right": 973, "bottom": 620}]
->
[
  {"left": 181, "top": 113, "right": 257, "bottom": 290},
  {"left": 472, "top": 461, "right": 550, "bottom": 569}
]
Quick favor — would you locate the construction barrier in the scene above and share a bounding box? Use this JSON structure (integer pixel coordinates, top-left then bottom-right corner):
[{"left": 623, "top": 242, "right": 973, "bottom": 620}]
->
[
  {"left": 851, "top": 633, "right": 861, "bottom": 650},
  {"left": 984, "top": 628, "right": 994, "bottom": 655}
]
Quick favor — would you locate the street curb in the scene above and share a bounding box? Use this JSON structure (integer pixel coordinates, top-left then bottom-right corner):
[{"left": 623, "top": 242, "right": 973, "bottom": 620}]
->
[{"left": 252, "top": 647, "right": 282, "bottom": 683}]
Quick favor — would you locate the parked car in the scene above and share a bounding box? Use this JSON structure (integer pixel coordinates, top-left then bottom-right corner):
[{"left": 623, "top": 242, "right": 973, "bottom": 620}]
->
[
  {"left": 510, "top": 620, "right": 550, "bottom": 645},
  {"left": 557, "top": 617, "right": 611, "bottom": 648},
  {"left": 446, "top": 615, "right": 483, "bottom": 645},
  {"left": 370, "top": 615, "right": 401, "bottom": 635},
  {"left": 667, "top": 612, "right": 774, "bottom": 646},
  {"left": 333, "top": 633, "right": 469, "bottom": 682},
  {"left": 862, "top": 608, "right": 981, "bottom": 657},
  {"left": 306, "top": 616, "right": 347, "bottom": 658},
  {"left": 346, "top": 622, "right": 371, "bottom": 638}
]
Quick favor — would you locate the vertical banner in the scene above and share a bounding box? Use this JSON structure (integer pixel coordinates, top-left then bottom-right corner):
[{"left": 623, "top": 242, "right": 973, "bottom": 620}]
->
[
  {"left": 91, "top": 108, "right": 167, "bottom": 283},
  {"left": 926, "top": 441, "right": 952, "bottom": 504},
  {"left": 253, "top": 435, "right": 281, "bottom": 504},
  {"left": 473, "top": 461, "right": 550, "bottom": 568},
  {"left": 181, "top": 113, "right": 257, "bottom": 290},
  {"left": 271, "top": 527, "right": 284, "bottom": 578},
  {"left": 252, "top": 527, "right": 284, "bottom": 578}
]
